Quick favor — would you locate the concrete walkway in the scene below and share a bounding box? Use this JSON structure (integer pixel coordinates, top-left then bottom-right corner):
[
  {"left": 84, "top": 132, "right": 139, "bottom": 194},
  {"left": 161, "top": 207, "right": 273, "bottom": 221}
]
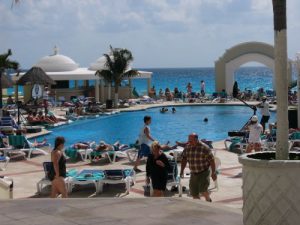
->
[{"left": 0, "top": 198, "right": 242, "bottom": 225}]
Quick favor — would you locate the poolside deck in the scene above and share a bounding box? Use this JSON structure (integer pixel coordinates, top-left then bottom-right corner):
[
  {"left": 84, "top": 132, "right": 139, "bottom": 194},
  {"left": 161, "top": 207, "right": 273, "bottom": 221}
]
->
[{"left": 0, "top": 140, "right": 243, "bottom": 209}]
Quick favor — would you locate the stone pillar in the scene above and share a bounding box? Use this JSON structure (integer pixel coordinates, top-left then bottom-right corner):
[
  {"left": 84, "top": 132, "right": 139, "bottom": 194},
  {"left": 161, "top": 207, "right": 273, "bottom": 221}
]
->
[
  {"left": 147, "top": 78, "right": 151, "bottom": 96},
  {"left": 24, "top": 84, "right": 32, "bottom": 103},
  {"left": 129, "top": 78, "right": 132, "bottom": 98},
  {"left": 14, "top": 85, "right": 19, "bottom": 102},
  {"left": 100, "top": 80, "right": 105, "bottom": 102},
  {"left": 95, "top": 79, "right": 100, "bottom": 102},
  {"left": 74, "top": 80, "right": 78, "bottom": 88}
]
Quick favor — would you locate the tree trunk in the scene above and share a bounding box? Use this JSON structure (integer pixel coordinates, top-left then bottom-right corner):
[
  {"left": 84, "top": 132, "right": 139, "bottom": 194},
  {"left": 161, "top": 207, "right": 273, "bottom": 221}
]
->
[
  {"left": 107, "top": 82, "right": 111, "bottom": 100},
  {"left": 273, "top": 0, "right": 289, "bottom": 160},
  {"left": 114, "top": 81, "right": 120, "bottom": 108}
]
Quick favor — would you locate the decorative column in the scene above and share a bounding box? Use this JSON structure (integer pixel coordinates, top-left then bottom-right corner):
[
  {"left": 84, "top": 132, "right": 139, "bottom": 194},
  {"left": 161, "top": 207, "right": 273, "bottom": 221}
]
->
[
  {"left": 14, "top": 85, "right": 18, "bottom": 102},
  {"left": 296, "top": 52, "right": 300, "bottom": 128},
  {"left": 147, "top": 78, "right": 151, "bottom": 96},
  {"left": 129, "top": 78, "right": 132, "bottom": 98},
  {"left": 100, "top": 79, "right": 105, "bottom": 102},
  {"left": 95, "top": 79, "right": 100, "bottom": 102}
]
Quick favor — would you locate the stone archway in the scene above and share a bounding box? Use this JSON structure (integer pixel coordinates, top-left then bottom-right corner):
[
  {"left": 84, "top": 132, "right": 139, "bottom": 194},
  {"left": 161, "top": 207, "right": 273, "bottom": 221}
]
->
[{"left": 215, "top": 41, "right": 292, "bottom": 94}]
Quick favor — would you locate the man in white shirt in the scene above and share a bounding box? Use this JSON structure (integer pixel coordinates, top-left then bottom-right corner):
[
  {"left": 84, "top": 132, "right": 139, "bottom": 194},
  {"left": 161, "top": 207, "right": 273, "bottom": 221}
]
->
[
  {"left": 200, "top": 80, "right": 205, "bottom": 97},
  {"left": 246, "top": 115, "right": 263, "bottom": 153},
  {"left": 258, "top": 96, "right": 270, "bottom": 133}
]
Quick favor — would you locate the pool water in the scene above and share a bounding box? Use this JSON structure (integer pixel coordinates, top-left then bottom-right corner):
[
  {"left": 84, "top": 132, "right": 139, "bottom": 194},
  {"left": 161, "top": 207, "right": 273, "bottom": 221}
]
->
[{"left": 38, "top": 105, "right": 276, "bottom": 146}]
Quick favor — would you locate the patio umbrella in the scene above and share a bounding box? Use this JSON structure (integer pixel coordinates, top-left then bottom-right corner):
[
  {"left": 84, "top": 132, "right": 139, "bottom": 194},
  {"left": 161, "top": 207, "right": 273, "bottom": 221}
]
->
[
  {"left": 1, "top": 73, "right": 13, "bottom": 88},
  {"left": 17, "top": 67, "right": 55, "bottom": 85}
]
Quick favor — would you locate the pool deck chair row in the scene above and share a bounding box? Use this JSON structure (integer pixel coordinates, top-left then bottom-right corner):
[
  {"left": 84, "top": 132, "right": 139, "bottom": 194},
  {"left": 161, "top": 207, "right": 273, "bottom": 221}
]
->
[
  {"left": 37, "top": 163, "right": 136, "bottom": 195},
  {"left": 7, "top": 135, "right": 48, "bottom": 159}
]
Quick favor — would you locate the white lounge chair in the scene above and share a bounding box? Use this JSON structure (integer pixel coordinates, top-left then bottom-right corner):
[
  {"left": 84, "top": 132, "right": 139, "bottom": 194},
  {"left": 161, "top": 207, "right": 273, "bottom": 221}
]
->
[
  {"left": 0, "top": 156, "right": 10, "bottom": 171},
  {"left": 36, "top": 162, "right": 77, "bottom": 194},
  {"left": 208, "top": 156, "right": 221, "bottom": 192},
  {"left": 8, "top": 135, "right": 48, "bottom": 158}
]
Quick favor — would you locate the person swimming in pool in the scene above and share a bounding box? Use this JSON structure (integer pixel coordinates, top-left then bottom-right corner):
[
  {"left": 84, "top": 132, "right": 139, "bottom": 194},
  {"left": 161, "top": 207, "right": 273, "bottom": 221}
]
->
[{"left": 160, "top": 107, "right": 168, "bottom": 113}]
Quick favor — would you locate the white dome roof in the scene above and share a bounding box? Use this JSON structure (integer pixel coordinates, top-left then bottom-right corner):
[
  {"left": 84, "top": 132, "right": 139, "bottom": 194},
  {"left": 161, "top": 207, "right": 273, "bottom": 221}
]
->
[
  {"left": 89, "top": 56, "right": 110, "bottom": 71},
  {"left": 89, "top": 55, "right": 132, "bottom": 71},
  {"left": 35, "top": 47, "right": 78, "bottom": 72}
]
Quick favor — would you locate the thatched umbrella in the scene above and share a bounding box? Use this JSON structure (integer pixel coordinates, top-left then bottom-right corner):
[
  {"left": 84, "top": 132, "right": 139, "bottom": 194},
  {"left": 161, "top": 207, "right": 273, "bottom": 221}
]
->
[
  {"left": 17, "top": 67, "right": 55, "bottom": 85},
  {"left": 1, "top": 73, "right": 13, "bottom": 88}
]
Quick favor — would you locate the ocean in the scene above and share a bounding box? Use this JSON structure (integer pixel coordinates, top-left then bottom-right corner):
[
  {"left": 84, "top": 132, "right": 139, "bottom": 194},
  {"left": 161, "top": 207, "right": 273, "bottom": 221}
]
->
[{"left": 7, "top": 66, "right": 295, "bottom": 96}]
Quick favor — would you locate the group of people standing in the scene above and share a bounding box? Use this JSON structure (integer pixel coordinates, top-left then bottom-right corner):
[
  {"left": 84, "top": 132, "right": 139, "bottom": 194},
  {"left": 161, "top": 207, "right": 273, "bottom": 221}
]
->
[{"left": 133, "top": 115, "right": 217, "bottom": 200}]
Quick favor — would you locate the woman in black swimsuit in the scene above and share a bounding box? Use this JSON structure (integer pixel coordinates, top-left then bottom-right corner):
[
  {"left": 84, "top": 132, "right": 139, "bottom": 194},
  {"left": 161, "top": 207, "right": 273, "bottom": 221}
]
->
[
  {"left": 146, "top": 141, "right": 171, "bottom": 197},
  {"left": 51, "top": 136, "right": 67, "bottom": 198}
]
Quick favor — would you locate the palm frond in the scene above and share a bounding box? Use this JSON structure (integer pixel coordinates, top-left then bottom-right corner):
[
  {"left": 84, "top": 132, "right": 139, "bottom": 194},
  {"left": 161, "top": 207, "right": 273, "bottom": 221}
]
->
[
  {"left": 95, "top": 70, "right": 113, "bottom": 83},
  {"left": 124, "top": 69, "right": 139, "bottom": 78}
]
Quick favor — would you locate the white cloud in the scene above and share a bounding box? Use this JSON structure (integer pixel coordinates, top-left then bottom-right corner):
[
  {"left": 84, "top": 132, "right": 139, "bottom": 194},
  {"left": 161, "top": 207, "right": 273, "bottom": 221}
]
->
[
  {"left": 251, "top": 0, "right": 271, "bottom": 11},
  {"left": 0, "top": 0, "right": 299, "bottom": 68}
]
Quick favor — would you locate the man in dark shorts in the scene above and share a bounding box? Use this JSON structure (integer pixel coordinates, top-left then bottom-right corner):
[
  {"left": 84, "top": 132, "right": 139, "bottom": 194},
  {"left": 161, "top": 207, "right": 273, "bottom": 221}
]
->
[
  {"left": 180, "top": 133, "right": 217, "bottom": 201},
  {"left": 133, "top": 116, "right": 155, "bottom": 172},
  {"left": 257, "top": 96, "right": 270, "bottom": 133}
]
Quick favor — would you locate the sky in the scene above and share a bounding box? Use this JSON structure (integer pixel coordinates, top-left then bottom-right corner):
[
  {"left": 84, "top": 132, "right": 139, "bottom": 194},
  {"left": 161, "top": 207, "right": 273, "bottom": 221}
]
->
[{"left": 1, "top": 0, "right": 300, "bottom": 69}]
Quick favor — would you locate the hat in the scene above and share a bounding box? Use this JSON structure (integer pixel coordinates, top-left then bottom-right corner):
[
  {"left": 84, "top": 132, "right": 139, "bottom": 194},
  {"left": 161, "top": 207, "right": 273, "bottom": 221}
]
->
[
  {"left": 251, "top": 115, "right": 258, "bottom": 122},
  {"left": 99, "top": 140, "right": 106, "bottom": 146},
  {"left": 262, "top": 96, "right": 267, "bottom": 100}
]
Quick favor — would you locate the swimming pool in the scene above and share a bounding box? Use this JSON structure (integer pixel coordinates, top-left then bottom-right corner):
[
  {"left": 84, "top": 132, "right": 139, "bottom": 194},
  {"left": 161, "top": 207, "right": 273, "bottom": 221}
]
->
[{"left": 38, "top": 105, "right": 276, "bottom": 146}]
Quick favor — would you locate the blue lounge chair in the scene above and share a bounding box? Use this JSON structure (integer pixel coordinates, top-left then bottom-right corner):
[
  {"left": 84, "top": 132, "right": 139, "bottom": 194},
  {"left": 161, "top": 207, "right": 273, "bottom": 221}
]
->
[
  {"left": 103, "top": 169, "right": 136, "bottom": 194},
  {"left": 69, "top": 169, "right": 105, "bottom": 194}
]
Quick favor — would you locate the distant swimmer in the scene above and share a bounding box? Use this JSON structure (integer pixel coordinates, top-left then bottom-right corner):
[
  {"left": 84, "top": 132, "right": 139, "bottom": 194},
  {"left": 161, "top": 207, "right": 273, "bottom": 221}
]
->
[
  {"left": 160, "top": 107, "right": 168, "bottom": 113},
  {"left": 203, "top": 118, "right": 208, "bottom": 122},
  {"left": 172, "top": 107, "right": 176, "bottom": 113}
]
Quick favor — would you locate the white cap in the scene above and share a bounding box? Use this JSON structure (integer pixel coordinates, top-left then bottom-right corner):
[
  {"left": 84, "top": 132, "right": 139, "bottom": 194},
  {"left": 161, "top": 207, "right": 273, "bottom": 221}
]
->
[{"left": 251, "top": 115, "right": 258, "bottom": 122}]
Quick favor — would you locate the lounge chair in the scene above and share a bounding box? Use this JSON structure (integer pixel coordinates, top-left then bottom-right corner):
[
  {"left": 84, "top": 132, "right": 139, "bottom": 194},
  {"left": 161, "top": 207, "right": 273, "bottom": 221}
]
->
[
  {"left": 36, "top": 162, "right": 77, "bottom": 194},
  {"left": 106, "top": 146, "right": 140, "bottom": 163},
  {"left": 103, "top": 169, "right": 136, "bottom": 194},
  {"left": 69, "top": 169, "right": 105, "bottom": 194},
  {"left": 208, "top": 156, "right": 221, "bottom": 192},
  {"left": 0, "top": 156, "right": 10, "bottom": 171},
  {"left": 289, "top": 131, "right": 300, "bottom": 151},
  {"left": 8, "top": 135, "right": 48, "bottom": 158}
]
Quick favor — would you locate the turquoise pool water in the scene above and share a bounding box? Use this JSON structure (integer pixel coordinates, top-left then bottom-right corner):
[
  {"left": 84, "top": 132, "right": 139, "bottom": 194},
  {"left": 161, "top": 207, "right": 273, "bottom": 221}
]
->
[{"left": 38, "top": 105, "right": 276, "bottom": 146}]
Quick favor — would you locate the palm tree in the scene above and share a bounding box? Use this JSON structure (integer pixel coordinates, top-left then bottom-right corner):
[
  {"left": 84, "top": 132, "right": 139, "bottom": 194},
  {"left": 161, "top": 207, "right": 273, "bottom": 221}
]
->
[
  {"left": 0, "top": 49, "right": 19, "bottom": 108},
  {"left": 272, "top": 0, "right": 289, "bottom": 160},
  {"left": 95, "top": 46, "right": 139, "bottom": 108}
]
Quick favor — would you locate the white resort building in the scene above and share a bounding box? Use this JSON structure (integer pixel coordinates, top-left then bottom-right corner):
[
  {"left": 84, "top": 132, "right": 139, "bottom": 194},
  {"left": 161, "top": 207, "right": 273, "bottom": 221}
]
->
[{"left": 12, "top": 47, "right": 152, "bottom": 103}]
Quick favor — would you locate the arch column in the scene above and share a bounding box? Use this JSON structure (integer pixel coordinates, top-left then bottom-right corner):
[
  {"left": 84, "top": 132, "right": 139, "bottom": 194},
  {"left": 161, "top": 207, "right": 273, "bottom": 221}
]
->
[
  {"left": 100, "top": 80, "right": 105, "bottom": 102},
  {"left": 147, "top": 78, "right": 151, "bottom": 96},
  {"left": 95, "top": 79, "right": 99, "bottom": 102}
]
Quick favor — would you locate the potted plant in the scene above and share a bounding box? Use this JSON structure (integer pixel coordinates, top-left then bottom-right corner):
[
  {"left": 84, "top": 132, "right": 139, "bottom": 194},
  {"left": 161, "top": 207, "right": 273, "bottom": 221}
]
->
[{"left": 238, "top": 1, "right": 300, "bottom": 224}]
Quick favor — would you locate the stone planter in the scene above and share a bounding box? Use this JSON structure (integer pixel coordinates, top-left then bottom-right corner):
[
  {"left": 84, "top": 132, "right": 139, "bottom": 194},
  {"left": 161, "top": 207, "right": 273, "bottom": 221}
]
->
[{"left": 238, "top": 152, "right": 300, "bottom": 225}]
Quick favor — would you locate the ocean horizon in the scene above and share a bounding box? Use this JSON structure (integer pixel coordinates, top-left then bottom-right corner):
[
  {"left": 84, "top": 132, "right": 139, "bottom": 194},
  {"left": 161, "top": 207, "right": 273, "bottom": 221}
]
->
[{"left": 7, "top": 66, "right": 296, "bottom": 96}]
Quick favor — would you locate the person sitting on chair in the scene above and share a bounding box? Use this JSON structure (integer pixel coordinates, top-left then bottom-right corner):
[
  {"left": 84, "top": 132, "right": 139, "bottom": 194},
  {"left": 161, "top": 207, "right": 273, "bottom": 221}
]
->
[
  {"left": 146, "top": 141, "right": 171, "bottom": 197},
  {"left": 246, "top": 115, "right": 263, "bottom": 153}
]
